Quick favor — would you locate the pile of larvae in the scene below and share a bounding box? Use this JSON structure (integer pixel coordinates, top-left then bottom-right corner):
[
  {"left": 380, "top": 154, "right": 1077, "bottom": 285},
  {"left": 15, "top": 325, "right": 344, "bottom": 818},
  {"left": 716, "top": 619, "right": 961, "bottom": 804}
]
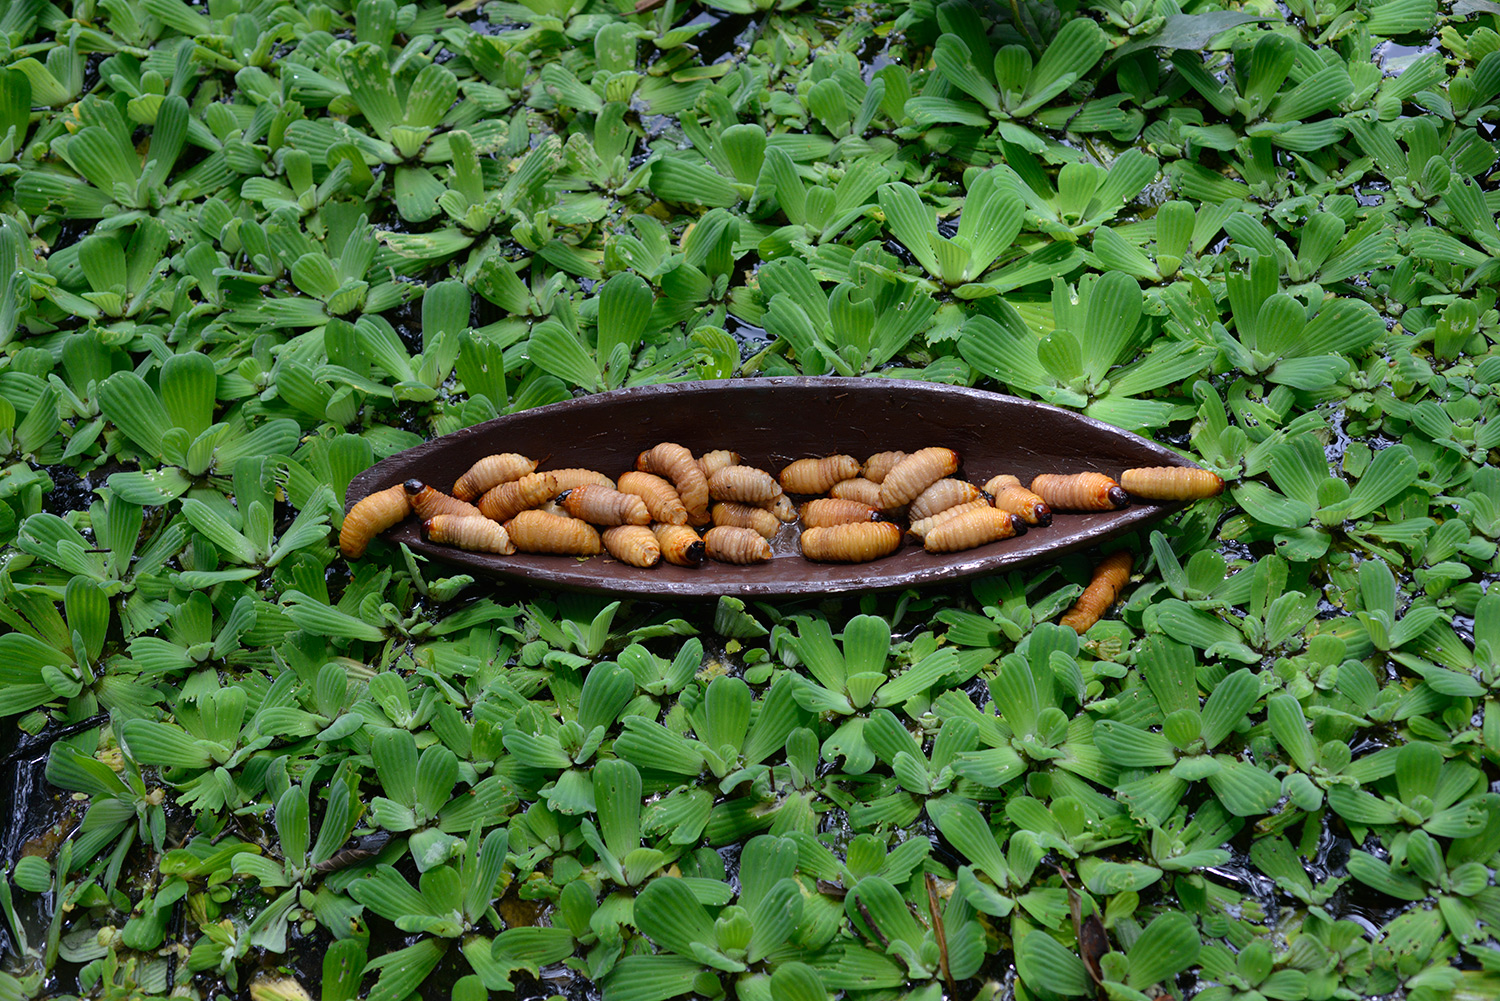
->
[{"left": 339, "top": 444, "right": 1224, "bottom": 568}]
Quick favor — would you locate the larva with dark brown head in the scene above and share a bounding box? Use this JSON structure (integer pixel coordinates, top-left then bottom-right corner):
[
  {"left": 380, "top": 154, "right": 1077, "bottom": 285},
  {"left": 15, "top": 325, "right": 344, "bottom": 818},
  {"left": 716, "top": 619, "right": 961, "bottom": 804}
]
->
[
  {"left": 653, "top": 523, "right": 705, "bottom": 566},
  {"left": 908, "top": 478, "right": 987, "bottom": 522},
  {"left": 548, "top": 468, "right": 616, "bottom": 492},
  {"left": 713, "top": 502, "right": 781, "bottom": 539},
  {"left": 801, "top": 522, "right": 902, "bottom": 563},
  {"left": 452, "top": 454, "right": 537, "bottom": 502},
  {"left": 829, "top": 477, "right": 883, "bottom": 507},
  {"left": 697, "top": 450, "right": 740, "bottom": 480},
  {"left": 862, "top": 451, "right": 907, "bottom": 484},
  {"left": 618, "top": 471, "right": 689, "bottom": 525},
  {"left": 799, "top": 498, "right": 881, "bottom": 529},
  {"left": 478, "top": 471, "right": 559, "bottom": 522},
  {"left": 906, "top": 500, "right": 990, "bottom": 541},
  {"left": 638, "top": 443, "right": 710, "bottom": 525},
  {"left": 423, "top": 515, "right": 515, "bottom": 554},
  {"left": 779, "top": 455, "right": 861, "bottom": 495},
  {"left": 504, "top": 510, "right": 603, "bottom": 555},
  {"left": 879, "top": 447, "right": 961, "bottom": 510},
  {"left": 923, "top": 507, "right": 1023, "bottom": 553},
  {"left": 1120, "top": 466, "right": 1225, "bottom": 501},
  {"left": 602, "top": 525, "right": 662, "bottom": 568},
  {"left": 983, "top": 475, "right": 1053, "bottom": 527},
  {"left": 405, "top": 480, "right": 484, "bottom": 520},
  {"left": 703, "top": 526, "right": 773, "bottom": 565},
  {"left": 708, "top": 465, "right": 779, "bottom": 505},
  {"left": 1060, "top": 551, "right": 1133, "bottom": 632},
  {"left": 560, "top": 484, "right": 651, "bottom": 526},
  {"left": 1030, "top": 472, "right": 1128, "bottom": 511},
  {"left": 339, "top": 484, "right": 410, "bottom": 559}
]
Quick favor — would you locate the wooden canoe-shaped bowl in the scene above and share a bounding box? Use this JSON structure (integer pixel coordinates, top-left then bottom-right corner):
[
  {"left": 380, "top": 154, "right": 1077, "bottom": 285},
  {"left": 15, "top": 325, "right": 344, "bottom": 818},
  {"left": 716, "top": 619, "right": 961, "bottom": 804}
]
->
[{"left": 346, "top": 378, "right": 1200, "bottom": 598}]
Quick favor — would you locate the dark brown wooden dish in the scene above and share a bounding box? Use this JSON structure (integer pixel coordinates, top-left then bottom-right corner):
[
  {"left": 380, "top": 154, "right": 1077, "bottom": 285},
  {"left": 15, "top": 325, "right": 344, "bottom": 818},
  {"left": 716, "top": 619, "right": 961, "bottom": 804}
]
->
[{"left": 344, "top": 378, "right": 1201, "bottom": 598}]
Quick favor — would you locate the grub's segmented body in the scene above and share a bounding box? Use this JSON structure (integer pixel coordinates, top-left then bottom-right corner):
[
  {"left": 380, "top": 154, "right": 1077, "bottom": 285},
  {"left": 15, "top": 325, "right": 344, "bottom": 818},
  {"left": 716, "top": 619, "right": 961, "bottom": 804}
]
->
[
  {"left": 879, "top": 448, "right": 960, "bottom": 510},
  {"left": 697, "top": 450, "right": 740, "bottom": 480},
  {"left": 779, "top": 455, "right": 860, "bottom": 495},
  {"left": 561, "top": 485, "right": 651, "bottom": 526},
  {"left": 708, "top": 465, "right": 779, "bottom": 505},
  {"left": 1120, "top": 466, "right": 1225, "bottom": 501},
  {"left": 548, "top": 468, "right": 615, "bottom": 492},
  {"left": 983, "top": 474, "right": 1053, "bottom": 527},
  {"left": 653, "top": 523, "right": 705, "bottom": 566},
  {"left": 713, "top": 501, "right": 781, "bottom": 539},
  {"left": 504, "top": 510, "right": 603, "bottom": 555},
  {"left": 799, "top": 497, "right": 881, "bottom": 529},
  {"left": 862, "top": 451, "right": 907, "bottom": 484},
  {"left": 1030, "top": 472, "right": 1128, "bottom": 511},
  {"left": 618, "top": 471, "right": 688, "bottom": 525},
  {"left": 638, "top": 443, "right": 710, "bottom": 525},
  {"left": 771, "top": 491, "right": 797, "bottom": 522},
  {"left": 1060, "top": 551, "right": 1134, "bottom": 632},
  {"left": 800, "top": 522, "right": 901, "bottom": 563},
  {"left": 829, "top": 477, "right": 883, "bottom": 507},
  {"left": 923, "top": 507, "right": 1022, "bottom": 553},
  {"left": 404, "top": 480, "right": 483, "bottom": 520},
  {"left": 478, "top": 471, "right": 559, "bottom": 522},
  {"left": 339, "top": 484, "right": 410, "bottom": 559},
  {"left": 908, "top": 478, "right": 986, "bottom": 521},
  {"left": 424, "top": 515, "right": 515, "bottom": 554},
  {"left": 906, "top": 500, "right": 990, "bottom": 541},
  {"left": 602, "top": 525, "right": 661, "bottom": 567},
  {"left": 703, "top": 526, "right": 773, "bottom": 565},
  {"left": 452, "top": 453, "right": 537, "bottom": 501}
]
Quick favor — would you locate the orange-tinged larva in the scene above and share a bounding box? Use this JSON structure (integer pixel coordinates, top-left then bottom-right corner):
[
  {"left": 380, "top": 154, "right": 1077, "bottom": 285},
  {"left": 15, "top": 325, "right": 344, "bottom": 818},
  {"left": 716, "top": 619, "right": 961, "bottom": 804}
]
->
[
  {"left": 713, "top": 502, "right": 781, "bottom": 539},
  {"left": 561, "top": 485, "right": 651, "bottom": 526},
  {"left": 708, "top": 465, "right": 780, "bottom": 505},
  {"left": 639, "top": 443, "right": 710, "bottom": 525},
  {"left": 801, "top": 522, "right": 902, "bottom": 563},
  {"left": 771, "top": 491, "right": 797, "bottom": 523},
  {"left": 339, "top": 484, "right": 410, "bottom": 559},
  {"left": 653, "top": 523, "right": 705, "bottom": 566},
  {"left": 478, "top": 472, "right": 559, "bottom": 522},
  {"left": 1031, "top": 472, "right": 1128, "bottom": 512},
  {"left": 879, "top": 448, "right": 961, "bottom": 510},
  {"left": 698, "top": 450, "right": 740, "bottom": 480},
  {"left": 548, "top": 468, "right": 615, "bottom": 492},
  {"left": 504, "top": 510, "right": 603, "bottom": 555},
  {"left": 602, "top": 525, "right": 662, "bottom": 568},
  {"left": 983, "top": 475, "right": 1052, "bottom": 527},
  {"left": 829, "top": 477, "right": 883, "bottom": 507},
  {"left": 452, "top": 453, "right": 537, "bottom": 501},
  {"left": 1120, "top": 466, "right": 1225, "bottom": 501},
  {"left": 800, "top": 497, "right": 881, "bottom": 529},
  {"left": 862, "top": 451, "right": 907, "bottom": 484},
  {"left": 405, "top": 480, "right": 483, "bottom": 520},
  {"left": 423, "top": 515, "right": 515, "bottom": 554},
  {"left": 1060, "top": 551, "right": 1134, "bottom": 632},
  {"left": 703, "top": 526, "right": 772, "bottom": 565},
  {"left": 908, "top": 478, "right": 986, "bottom": 521},
  {"left": 906, "top": 500, "right": 990, "bottom": 541},
  {"left": 779, "top": 455, "right": 860, "bottom": 495},
  {"left": 923, "top": 507, "right": 1023, "bottom": 553},
  {"left": 618, "top": 471, "right": 689, "bottom": 525}
]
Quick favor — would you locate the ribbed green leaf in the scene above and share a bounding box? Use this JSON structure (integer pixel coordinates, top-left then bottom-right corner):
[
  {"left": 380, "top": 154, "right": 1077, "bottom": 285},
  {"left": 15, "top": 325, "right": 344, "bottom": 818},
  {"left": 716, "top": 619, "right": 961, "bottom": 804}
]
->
[{"left": 1126, "top": 912, "right": 1200, "bottom": 988}]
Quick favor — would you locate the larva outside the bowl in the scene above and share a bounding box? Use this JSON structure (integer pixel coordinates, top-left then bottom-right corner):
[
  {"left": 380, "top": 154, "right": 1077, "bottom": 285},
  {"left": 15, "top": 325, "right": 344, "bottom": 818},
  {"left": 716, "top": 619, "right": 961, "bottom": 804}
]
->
[
  {"left": 829, "top": 477, "right": 883, "bottom": 507},
  {"left": 708, "top": 465, "right": 779, "bottom": 505},
  {"left": 602, "top": 525, "right": 662, "bottom": 567},
  {"left": 1060, "top": 551, "right": 1133, "bottom": 632},
  {"left": 908, "top": 478, "right": 987, "bottom": 521},
  {"left": 339, "top": 484, "right": 410, "bottom": 559},
  {"left": 801, "top": 521, "right": 902, "bottom": 563},
  {"left": 478, "top": 471, "right": 559, "bottom": 522},
  {"left": 405, "top": 480, "right": 484, "bottom": 520},
  {"left": 423, "top": 515, "right": 515, "bottom": 554},
  {"left": 653, "top": 523, "right": 705, "bottom": 566},
  {"left": 771, "top": 491, "right": 797, "bottom": 522},
  {"left": 561, "top": 485, "right": 651, "bottom": 526},
  {"left": 879, "top": 448, "right": 960, "bottom": 510},
  {"left": 549, "top": 468, "right": 615, "bottom": 492},
  {"left": 983, "top": 475, "right": 1052, "bottom": 527},
  {"left": 618, "top": 471, "right": 689, "bottom": 525},
  {"left": 505, "top": 510, "right": 603, "bottom": 555},
  {"left": 862, "top": 451, "right": 907, "bottom": 484},
  {"left": 779, "top": 455, "right": 860, "bottom": 495},
  {"left": 452, "top": 453, "right": 536, "bottom": 502},
  {"left": 704, "top": 526, "right": 772, "bottom": 565},
  {"left": 713, "top": 502, "right": 781, "bottom": 539},
  {"left": 800, "top": 497, "right": 881, "bottom": 529},
  {"left": 638, "top": 443, "right": 710, "bottom": 525},
  {"left": 1030, "top": 472, "right": 1128, "bottom": 511},
  {"left": 1120, "top": 466, "right": 1225, "bottom": 501},
  {"left": 697, "top": 450, "right": 740, "bottom": 480},
  {"left": 906, "top": 500, "right": 990, "bottom": 541},
  {"left": 923, "top": 507, "right": 1023, "bottom": 553}
]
